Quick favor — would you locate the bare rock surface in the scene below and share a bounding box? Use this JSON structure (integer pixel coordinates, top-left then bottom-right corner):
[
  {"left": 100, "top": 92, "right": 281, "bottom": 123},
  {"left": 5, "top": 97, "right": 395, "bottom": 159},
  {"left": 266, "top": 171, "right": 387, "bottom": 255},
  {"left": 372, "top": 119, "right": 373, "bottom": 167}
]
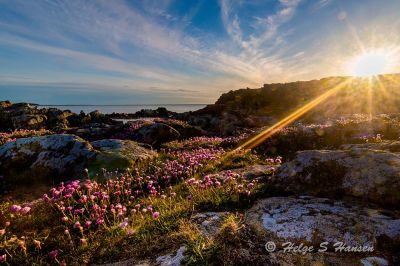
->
[
  {"left": 90, "top": 139, "right": 157, "bottom": 172},
  {"left": 191, "top": 212, "right": 228, "bottom": 236},
  {"left": 273, "top": 144, "right": 400, "bottom": 206},
  {"left": 135, "top": 123, "right": 180, "bottom": 147},
  {"left": 0, "top": 134, "right": 94, "bottom": 184},
  {"left": 227, "top": 164, "right": 276, "bottom": 181},
  {"left": 0, "top": 135, "right": 157, "bottom": 187},
  {"left": 155, "top": 246, "right": 187, "bottom": 266},
  {"left": 246, "top": 196, "right": 400, "bottom": 250}
]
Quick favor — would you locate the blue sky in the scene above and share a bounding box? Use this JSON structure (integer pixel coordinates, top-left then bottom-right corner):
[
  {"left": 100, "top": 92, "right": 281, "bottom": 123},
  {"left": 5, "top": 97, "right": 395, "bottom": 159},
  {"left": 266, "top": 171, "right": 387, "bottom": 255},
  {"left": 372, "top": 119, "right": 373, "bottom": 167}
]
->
[{"left": 0, "top": 0, "right": 399, "bottom": 104}]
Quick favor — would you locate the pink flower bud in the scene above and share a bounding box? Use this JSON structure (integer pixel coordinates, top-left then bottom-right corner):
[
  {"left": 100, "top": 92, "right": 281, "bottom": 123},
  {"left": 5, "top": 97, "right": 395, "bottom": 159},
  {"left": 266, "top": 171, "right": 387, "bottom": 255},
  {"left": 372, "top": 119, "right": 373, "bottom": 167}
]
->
[{"left": 152, "top": 212, "right": 160, "bottom": 220}]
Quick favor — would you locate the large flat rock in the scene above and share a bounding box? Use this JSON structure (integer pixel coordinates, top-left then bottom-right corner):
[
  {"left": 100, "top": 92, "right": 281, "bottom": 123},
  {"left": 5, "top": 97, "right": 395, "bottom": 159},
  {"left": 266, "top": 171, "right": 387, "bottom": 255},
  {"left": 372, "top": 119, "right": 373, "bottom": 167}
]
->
[
  {"left": 246, "top": 196, "right": 400, "bottom": 265},
  {"left": 273, "top": 144, "right": 400, "bottom": 206},
  {"left": 0, "top": 135, "right": 156, "bottom": 188}
]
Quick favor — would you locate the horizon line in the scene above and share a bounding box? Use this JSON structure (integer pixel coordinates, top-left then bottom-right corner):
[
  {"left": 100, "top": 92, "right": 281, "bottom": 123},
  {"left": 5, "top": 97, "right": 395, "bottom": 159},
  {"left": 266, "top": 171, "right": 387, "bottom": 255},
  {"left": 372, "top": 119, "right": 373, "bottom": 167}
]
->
[{"left": 37, "top": 103, "right": 211, "bottom": 106}]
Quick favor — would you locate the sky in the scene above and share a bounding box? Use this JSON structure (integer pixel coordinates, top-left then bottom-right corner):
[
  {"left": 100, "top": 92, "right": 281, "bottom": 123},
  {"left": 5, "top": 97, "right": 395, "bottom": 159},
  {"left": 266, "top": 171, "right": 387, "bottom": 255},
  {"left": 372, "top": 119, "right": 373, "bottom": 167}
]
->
[{"left": 0, "top": 0, "right": 400, "bottom": 104}]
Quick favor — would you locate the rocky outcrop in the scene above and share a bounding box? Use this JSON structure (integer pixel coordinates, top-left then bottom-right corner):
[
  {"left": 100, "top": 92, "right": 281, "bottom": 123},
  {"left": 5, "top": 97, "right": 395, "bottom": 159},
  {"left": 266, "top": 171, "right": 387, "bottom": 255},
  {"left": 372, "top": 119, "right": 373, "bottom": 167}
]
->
[
  {"left": 90, "top": 139, "right": 157, "bottom": 173},
  {"left": 0, "top": 101, "right": 121, "bottom": 131},
  {"left": 0, "top": 134, "right": 94, "bottom": 185},
  {"left": 191, "top": 74, "right": 400, "bottom": 125},
  {"left": 66, "top": 123, "right": 123, "bottom": 141},
  {"left": 246, "top": 196, "right": 400, "bottom": 265},
  {"left": 255, "top": 116, "right": 400, "bottom": 156},
  {"left": 107, "top": 107, "right": 177, "bottom": 120},
  {"left": 272, "top": 144, "right": 400, "bottom": 206},
  {"left": 135, "top": 123, "right": 180, "bottom": 147},
  {"left": 0, "top": 135, "right": 157, "bottom": 189}
]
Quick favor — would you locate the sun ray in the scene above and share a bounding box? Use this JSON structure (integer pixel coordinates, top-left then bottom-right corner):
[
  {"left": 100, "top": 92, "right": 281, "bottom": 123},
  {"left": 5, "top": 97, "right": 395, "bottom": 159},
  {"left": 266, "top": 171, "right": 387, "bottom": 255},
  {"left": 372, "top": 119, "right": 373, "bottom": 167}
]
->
[{"left": 236, "top": 79, "right": 352, "bottom": 150}]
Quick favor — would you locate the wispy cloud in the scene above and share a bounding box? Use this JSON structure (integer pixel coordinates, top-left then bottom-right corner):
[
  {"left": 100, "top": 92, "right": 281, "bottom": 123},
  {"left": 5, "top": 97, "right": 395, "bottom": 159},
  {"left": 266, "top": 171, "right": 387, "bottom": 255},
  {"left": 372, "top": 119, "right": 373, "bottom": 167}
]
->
[
  {"left": 314, "top": 0, "right": 333, "bottom": 10},
  {"left": 1, "top": 0, "right": 399, "bottom": 104}
]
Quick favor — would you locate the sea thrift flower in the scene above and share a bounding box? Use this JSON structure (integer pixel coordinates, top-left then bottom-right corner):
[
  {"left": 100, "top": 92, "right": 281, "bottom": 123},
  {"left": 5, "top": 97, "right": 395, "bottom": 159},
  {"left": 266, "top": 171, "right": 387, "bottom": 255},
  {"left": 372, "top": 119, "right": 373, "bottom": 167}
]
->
[
  {"left": 10, "top": 205, "right": 22, "bottom": 213},
  {"left": 152, "top": 212, "right": 160, "bottom": 220},
  {"left": 48, "top": 250, "right": 58, "bottom": 259},
  {"left": 84, "top": 221, "right": 92, "bottom": 228},
  {"left": 0, "top": 254, "right": 6, "bottom": 262},
  {"left": 0, "top": 229, "right": 5, "bottom": 236},
  {"left": 73, "top": 221, "right": 81, "bottom": 229},
  {"left": 61, "top": 216, "right": 69, "bottom": 223},
  {"left": 80, "top": 238, "right": 88, "bottom": 246},
  {"left": 119, "top": 218, "right": 128, "bottom": 229},
  {"left": 186, "top": 195, "right": 192, "bottom": 201},
  {"left": 42, "top": 194, "right": 50, "bottom": 202}
]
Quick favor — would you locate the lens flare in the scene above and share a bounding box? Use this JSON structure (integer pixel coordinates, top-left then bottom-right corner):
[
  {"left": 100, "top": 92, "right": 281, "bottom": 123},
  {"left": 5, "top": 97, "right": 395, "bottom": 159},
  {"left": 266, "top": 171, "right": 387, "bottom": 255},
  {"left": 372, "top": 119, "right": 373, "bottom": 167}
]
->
[{"left": 236, "top": 79, "right": 351, "bottom": 150}]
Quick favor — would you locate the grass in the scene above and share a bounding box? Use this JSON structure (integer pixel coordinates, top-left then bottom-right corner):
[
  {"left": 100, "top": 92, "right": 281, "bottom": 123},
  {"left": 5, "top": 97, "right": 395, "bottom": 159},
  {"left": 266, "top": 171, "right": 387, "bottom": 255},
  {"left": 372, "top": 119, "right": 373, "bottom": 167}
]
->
[{"left": 0, "top": 136, "right": 276, "bottom": 265}]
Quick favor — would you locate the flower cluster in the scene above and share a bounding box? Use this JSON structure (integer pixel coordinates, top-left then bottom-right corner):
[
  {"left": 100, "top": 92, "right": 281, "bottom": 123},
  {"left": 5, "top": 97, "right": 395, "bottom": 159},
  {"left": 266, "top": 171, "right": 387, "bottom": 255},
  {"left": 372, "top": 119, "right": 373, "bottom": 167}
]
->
[
  {"left": 265, "top": 156, "right": 282, "bottom": 164},
  {"left": 111, "top": 120, "right": 149, "bottom": 139},
  {"left": 151, "top": 147, "right": 225, "bottom": 185},
  {"left": 0, "top": 129, "right": 51, "bottom": 145},
  {"left": 43, "top": 145, "right": 225, "bottom": 236},
  {"left": 43, "top": 176, "right": 165, "bottom": 239},
  {"left": 10, "top": 204, "right": 31, "bottom": 215},
  {"left": 163, "top": 135, "right": 249, "bottom": 151},
  {"left": 186, "top": 170, "right": 257, "bottom": 196},
  {"left": 153, "top": 118, "right": 189, "bottom": 127}
]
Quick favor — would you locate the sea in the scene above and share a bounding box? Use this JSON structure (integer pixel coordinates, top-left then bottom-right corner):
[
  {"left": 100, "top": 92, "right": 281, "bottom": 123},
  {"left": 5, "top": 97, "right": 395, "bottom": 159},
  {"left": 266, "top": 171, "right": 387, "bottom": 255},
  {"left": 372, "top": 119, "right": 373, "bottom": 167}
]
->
[{"left": 38, "top": 104, "right": 208, "bottom": 114}]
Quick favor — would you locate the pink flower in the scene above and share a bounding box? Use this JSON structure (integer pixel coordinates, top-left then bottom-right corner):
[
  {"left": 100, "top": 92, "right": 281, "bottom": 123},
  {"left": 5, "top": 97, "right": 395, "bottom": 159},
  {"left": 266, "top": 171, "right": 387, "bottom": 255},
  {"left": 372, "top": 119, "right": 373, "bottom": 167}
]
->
[
  {"left": 61, "top": 216, "right": 69, "bottom": 223},
  {"left": 73, "top": 221, "right": 81, "bottom": 229},
  {"left": 80, "top": 238, "right": 88, "bottom": 246},
  {"left": 0, "top": 254, "right": 6, "bottom": 262},
  {"left": 84, "top": 221, "right": 92, "bottom": 228},
  {"left": 10, "top": 205, "right": 21, "bottom": 213},
  {"left": 152, "top": 212, "right": 160, "bottom": 219},
  {"left": 42, "top": 194, "right": 50, "bottom": 202},
  {"left": 48, "top": 250, "right": 58, "bottom": 259},
  {"left": 186, "top": 195, "right": 192, "bottom": 201},
  {"left": 0, "top": 229, "right": 5, "bottom": 236},
  {"left": 95, "top": 218, "right": 104, "bottom": 225},
  {"left": 119, "top": 218, "right": 128, "bottom": 229}
]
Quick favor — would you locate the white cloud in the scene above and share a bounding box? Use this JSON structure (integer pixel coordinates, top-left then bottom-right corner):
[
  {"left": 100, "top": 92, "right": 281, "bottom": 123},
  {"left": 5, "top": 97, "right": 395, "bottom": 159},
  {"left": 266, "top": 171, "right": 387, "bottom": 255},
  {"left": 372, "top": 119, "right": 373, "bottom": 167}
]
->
[{"left": 0, "top": 0, "right": 310, "bottom": 102}]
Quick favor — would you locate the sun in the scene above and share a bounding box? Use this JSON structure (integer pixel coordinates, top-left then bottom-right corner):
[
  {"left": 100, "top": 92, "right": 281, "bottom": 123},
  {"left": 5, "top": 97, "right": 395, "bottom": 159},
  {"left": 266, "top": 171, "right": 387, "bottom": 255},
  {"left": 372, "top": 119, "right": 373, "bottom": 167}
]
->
[{"left": 351, "top": 50, "right": 390, "bottom": 77}]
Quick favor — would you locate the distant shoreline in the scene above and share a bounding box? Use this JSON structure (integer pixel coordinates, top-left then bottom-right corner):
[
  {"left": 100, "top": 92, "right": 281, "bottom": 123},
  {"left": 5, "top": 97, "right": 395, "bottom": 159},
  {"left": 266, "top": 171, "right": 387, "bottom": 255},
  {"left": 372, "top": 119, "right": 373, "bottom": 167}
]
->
[
  {"left": 38, "top": 104, "right": 210, "bottom": 106},
  {"left": 38, "top": 104, "right": 208, "bottom": 114}
]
